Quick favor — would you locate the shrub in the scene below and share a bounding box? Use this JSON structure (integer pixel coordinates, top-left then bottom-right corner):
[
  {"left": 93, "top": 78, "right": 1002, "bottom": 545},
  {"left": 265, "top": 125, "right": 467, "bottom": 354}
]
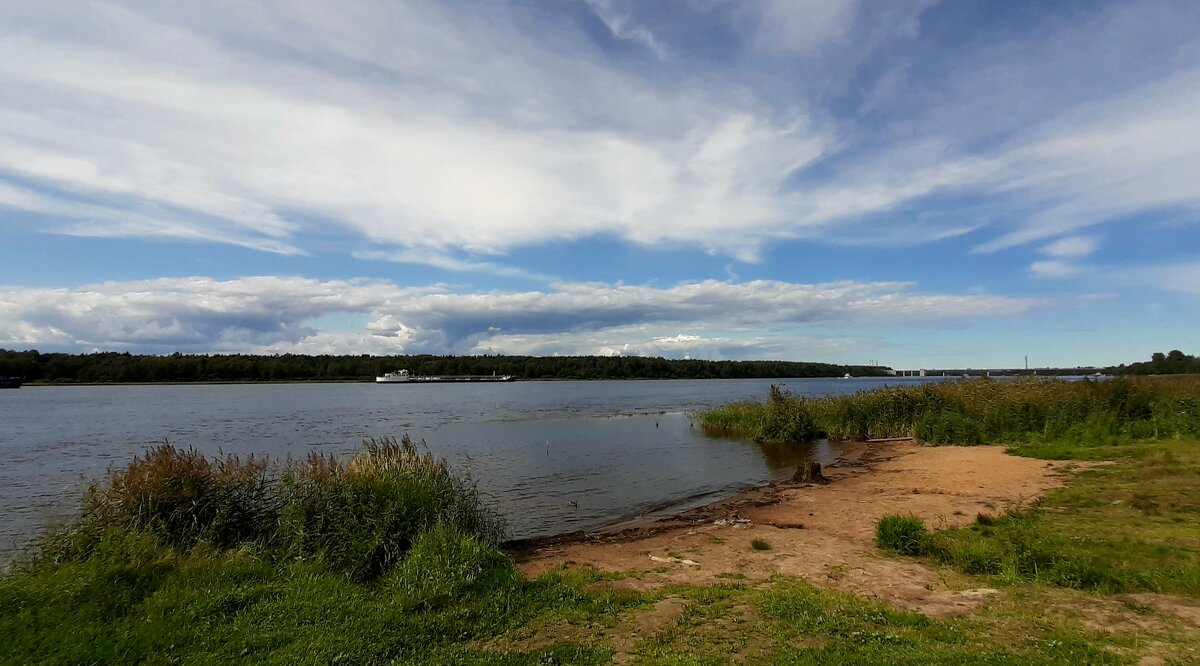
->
[
  {"left": 37, "top": 436, "right": 505, "bottom": 582},
  {"left": 50, "top": 445, "right": 278, "bottom": 560},
  {"left": 875, "top": 514, "right": 927, "bottom": 556},
  {"left": 751, "top": 539, "right": 772, "bottom": 551},
  {"left": 276, "top": 436, "right": 504, "bottom": 580}
]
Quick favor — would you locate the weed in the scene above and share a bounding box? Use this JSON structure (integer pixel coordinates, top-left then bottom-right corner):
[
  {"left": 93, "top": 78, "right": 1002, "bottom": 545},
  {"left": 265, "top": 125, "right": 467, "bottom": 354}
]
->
[
  {"left": 876, "top": 515, "right": 928, "bottom": 556},
  {"left": 751, "top": 539, "right": 772, "bottom": 551}
]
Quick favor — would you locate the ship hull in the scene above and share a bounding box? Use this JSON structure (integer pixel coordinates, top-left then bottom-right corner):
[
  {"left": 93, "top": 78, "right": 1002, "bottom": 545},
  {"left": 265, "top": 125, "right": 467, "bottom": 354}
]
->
[{"left": 375, "top": 375, "right": 515, "bottom": 383}]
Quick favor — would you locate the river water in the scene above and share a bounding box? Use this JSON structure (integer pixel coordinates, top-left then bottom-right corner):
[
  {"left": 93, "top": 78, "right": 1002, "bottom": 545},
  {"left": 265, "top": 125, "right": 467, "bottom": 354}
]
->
[{"left": 0, "top": 376, "right": 942, "bottom": 563}]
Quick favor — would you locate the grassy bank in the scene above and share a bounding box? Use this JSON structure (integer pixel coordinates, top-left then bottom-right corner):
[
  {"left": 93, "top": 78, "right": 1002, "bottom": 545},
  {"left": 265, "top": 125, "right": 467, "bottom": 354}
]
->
[
  {"left": 0, "top": 438, "right": 644, "bottom": 664},
  {"left": 877, "top": 437, "right": 1200, "bottom": 598},
  {"left": 699, "top": 376, "right": 1200, "bottom": 452}
]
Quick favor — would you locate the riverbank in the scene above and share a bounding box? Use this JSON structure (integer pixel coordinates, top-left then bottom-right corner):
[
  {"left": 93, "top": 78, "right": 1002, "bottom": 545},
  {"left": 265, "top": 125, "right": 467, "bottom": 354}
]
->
[
  {"left": 514, "top": 439, "right": 1076, "bottom": 616},
  {"left": 502, "top": 437, "right": 1200, "bottom": 663},
  {"left": 3, "top": 445, "right": 1198, "bottom": 663}
]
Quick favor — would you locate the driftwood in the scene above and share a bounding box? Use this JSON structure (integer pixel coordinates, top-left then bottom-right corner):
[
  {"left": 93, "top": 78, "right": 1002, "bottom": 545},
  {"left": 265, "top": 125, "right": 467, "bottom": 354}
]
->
[{"left": 792, "top": 461, "right": 829, "bottom": 485}]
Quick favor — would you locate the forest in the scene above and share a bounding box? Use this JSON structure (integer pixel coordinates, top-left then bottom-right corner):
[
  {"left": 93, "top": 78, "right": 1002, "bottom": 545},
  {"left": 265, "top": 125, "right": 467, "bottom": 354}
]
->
[{"left": 0, "top": 348, "right": 891, "bottom": 383}]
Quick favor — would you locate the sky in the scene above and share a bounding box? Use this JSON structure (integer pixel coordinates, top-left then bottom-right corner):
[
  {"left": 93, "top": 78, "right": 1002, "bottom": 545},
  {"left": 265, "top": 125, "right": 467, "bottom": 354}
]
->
[{"left": 1, "top": 0, "right": 1198, "bottom": 369}]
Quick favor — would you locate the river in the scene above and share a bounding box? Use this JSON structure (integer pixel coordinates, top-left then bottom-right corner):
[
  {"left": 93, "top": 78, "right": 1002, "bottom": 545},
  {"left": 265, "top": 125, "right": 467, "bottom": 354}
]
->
[{"left": 0, "top": 376, "right": 943, "bottom": 563}]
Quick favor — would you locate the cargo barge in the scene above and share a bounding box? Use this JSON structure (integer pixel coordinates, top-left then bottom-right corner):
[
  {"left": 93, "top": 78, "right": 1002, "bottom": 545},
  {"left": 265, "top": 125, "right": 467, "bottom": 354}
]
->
[{"left": 375, "top": 369, "right": 515, "bottom": 383}]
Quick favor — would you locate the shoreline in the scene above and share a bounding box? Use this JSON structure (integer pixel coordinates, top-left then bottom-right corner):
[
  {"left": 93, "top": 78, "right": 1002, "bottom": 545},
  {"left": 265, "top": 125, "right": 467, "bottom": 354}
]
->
[
  {"left": 504, "top": 440, "right": 877, "bottom": 557},
  {"left": 510, "top": 439, "right": 1077, "bottom": 616}
]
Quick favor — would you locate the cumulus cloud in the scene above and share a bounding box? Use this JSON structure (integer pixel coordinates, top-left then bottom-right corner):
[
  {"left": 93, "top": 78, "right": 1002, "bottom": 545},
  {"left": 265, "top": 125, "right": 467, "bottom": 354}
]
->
[{"left": 0, "top": 275, "right": 1038, "bottom": 356}]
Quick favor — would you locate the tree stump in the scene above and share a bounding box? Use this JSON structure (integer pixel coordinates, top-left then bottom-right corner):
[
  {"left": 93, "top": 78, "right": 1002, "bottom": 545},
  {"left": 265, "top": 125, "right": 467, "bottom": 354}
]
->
[{"left": 792, "top": 461, "right": 829, "bottom": 485}]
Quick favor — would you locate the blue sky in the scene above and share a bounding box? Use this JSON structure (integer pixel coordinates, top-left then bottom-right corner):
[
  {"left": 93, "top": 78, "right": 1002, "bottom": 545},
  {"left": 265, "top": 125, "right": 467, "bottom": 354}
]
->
[{"left": 1, "top": 0, "right": 1198, "bottom": 368}]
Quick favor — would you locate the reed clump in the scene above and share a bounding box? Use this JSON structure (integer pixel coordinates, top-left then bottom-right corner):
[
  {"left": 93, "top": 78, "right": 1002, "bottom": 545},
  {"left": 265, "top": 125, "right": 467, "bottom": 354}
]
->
[
  {"left": 38, "top": 435, "right": 504, "bottom": 581},
  {"left": 698, "top": 376, "right": 1200, "bottom": 449}
]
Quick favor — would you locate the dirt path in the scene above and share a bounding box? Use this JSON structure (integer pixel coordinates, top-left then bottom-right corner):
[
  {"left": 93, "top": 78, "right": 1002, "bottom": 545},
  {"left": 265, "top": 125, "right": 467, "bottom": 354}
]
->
[{"left": 517, "top": 442, "right": 1077, "bottom": 617}]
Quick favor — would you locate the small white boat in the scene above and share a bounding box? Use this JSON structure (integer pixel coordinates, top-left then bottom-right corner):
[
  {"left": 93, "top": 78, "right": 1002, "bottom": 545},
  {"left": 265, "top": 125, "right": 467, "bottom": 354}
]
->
[{"left": 843, "top": 373, "right": 852, "bottom": 379}]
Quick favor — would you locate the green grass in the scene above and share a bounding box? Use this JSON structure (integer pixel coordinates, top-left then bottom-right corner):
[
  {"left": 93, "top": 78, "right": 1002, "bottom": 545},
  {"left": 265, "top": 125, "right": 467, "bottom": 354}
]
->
[
  {"left": 875, "top": 515, "right": 928, "bottom": 556},
  {"left": 750, "top": 539, "right": 772, "bottom": 551},
  {"left": 628, "top": 579, "right": 1127, "bottom": 665},
  {"left": 923, "top": 438, "right": 1200, "bottom": 596},
  {"left": 0, "top": 538, "right": 640, "bottom": 665},
  {"left": 699, "top": 375, "right": 1200, "bottom": 448}
]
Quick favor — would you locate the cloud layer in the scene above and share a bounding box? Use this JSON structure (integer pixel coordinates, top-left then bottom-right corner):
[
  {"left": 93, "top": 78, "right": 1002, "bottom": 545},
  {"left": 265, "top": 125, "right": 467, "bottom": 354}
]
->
[{"left": 0, "top": 276, "right": 1036, "bottom": 358}]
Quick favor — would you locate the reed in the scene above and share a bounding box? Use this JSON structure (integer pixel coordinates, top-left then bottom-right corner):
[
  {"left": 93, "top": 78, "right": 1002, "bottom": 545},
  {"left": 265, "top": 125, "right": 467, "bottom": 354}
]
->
[
  {"left": 698, "top": 376, "right": 1200, "bottom": 450},
  {"left": 278, "top": 436, "right": 504, "bottom": 580},
  {"left": 36, "top": 435, "right": 504, "bottom": 581}
]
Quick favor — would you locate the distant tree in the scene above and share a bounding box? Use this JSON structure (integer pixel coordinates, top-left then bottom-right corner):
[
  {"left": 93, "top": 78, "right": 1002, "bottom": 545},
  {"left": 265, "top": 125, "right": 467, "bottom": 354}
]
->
[{"left": 1115, "top": 349, "right": 1199, "bottom": 375}]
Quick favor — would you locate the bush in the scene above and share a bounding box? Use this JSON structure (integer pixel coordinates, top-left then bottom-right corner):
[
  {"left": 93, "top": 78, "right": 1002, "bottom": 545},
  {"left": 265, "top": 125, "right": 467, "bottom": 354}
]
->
[
  {"left": 36, "top": 436, "right": 505, "bottom": 581},
  {"left": 278, "top": 436, "right": 504, "bottom": 580},
  {"left": 45, "top": 445, "right": 278, "bottom": 561},
  {"left": 875, "top": 514, "right": 927, "bottom": 556}
]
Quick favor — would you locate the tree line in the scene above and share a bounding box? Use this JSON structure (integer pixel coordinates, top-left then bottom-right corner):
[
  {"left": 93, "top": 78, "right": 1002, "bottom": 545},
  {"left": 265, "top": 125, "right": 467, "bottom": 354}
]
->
[
  {"left": 0, "top": 349, "right": 892, "bottom": 383},
  {"left": 1111, "top": 349, "right": 1200, "bottom": 375}
]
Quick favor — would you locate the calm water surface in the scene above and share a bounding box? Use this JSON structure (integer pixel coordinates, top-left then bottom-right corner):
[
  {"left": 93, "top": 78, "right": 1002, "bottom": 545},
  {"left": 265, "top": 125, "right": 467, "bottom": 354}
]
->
[{"left": 0, "top": 377, "right": 942, "bottom": 562}]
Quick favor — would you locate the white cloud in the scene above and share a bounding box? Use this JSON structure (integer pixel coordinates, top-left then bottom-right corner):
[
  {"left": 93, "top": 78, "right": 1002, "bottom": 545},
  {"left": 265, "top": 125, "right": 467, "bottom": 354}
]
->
[
  {"left": 0, "top": 275, "right": 1038, "bottom": 356},
  {"left": 0, "top": 0, "right": 1196, "bottom": 270},
  {"left": 1040, "top": 236, "right": 1099, "bottom": 258},
  {"left": 0, "top": 1, "right": 834, "bottom": 263}
]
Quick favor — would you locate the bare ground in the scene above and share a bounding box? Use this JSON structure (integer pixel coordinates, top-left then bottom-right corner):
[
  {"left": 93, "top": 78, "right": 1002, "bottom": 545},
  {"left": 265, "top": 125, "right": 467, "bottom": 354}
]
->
[{"left": 517, "top": 441, "right": 1078, "bottom": 618}]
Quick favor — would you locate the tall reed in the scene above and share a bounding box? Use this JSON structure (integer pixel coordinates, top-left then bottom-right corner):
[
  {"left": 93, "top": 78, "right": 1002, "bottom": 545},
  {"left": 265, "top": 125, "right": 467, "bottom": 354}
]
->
[
  {"left": 698, "top": 376, "right": 1200, "bottom": 447},
  {"left": 37, "top": 435, "right": 504, "bottom": 581}
]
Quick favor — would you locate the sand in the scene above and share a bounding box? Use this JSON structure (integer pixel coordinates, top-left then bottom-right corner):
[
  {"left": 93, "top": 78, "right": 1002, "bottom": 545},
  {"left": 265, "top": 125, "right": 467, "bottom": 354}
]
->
[{"left": 516, "top": 441, "right": 1079, "bottom": 617}]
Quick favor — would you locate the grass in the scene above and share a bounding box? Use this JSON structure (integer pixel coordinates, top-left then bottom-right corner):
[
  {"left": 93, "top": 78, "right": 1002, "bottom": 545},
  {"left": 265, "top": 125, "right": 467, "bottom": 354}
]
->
[
  {"left": 750, "top": 539, "right": 772, "bottom": 551},
  {"left": 0, "top": 440, "right": 638, "bottom": 664},
  {"left": 0, "top": 542, "right": 641, "bottom": 665},
  {"left": 626, "top": 579, "right": 1132, "bottom": 665},
  {"left": 875, "top": 515, "right": 928, "bottom": 556},
  {"left": 921, "top": 438, "right": 1200, "bottom": 596},
  {"left": 698, "top": 375, "right": 1200, "bottom": 449}
]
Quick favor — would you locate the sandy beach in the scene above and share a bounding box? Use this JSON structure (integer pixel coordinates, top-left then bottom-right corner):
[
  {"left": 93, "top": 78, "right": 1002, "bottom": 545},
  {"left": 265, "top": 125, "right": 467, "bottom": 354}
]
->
[{"left": 516, "top": 441, "right": 1078, "bottom": 617}]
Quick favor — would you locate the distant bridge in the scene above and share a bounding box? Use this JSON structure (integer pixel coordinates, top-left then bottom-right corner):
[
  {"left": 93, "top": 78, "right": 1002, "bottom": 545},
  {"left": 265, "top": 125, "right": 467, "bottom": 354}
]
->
[{"left": 890, "top": 367, "right": 1106, "bottom": 378}]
